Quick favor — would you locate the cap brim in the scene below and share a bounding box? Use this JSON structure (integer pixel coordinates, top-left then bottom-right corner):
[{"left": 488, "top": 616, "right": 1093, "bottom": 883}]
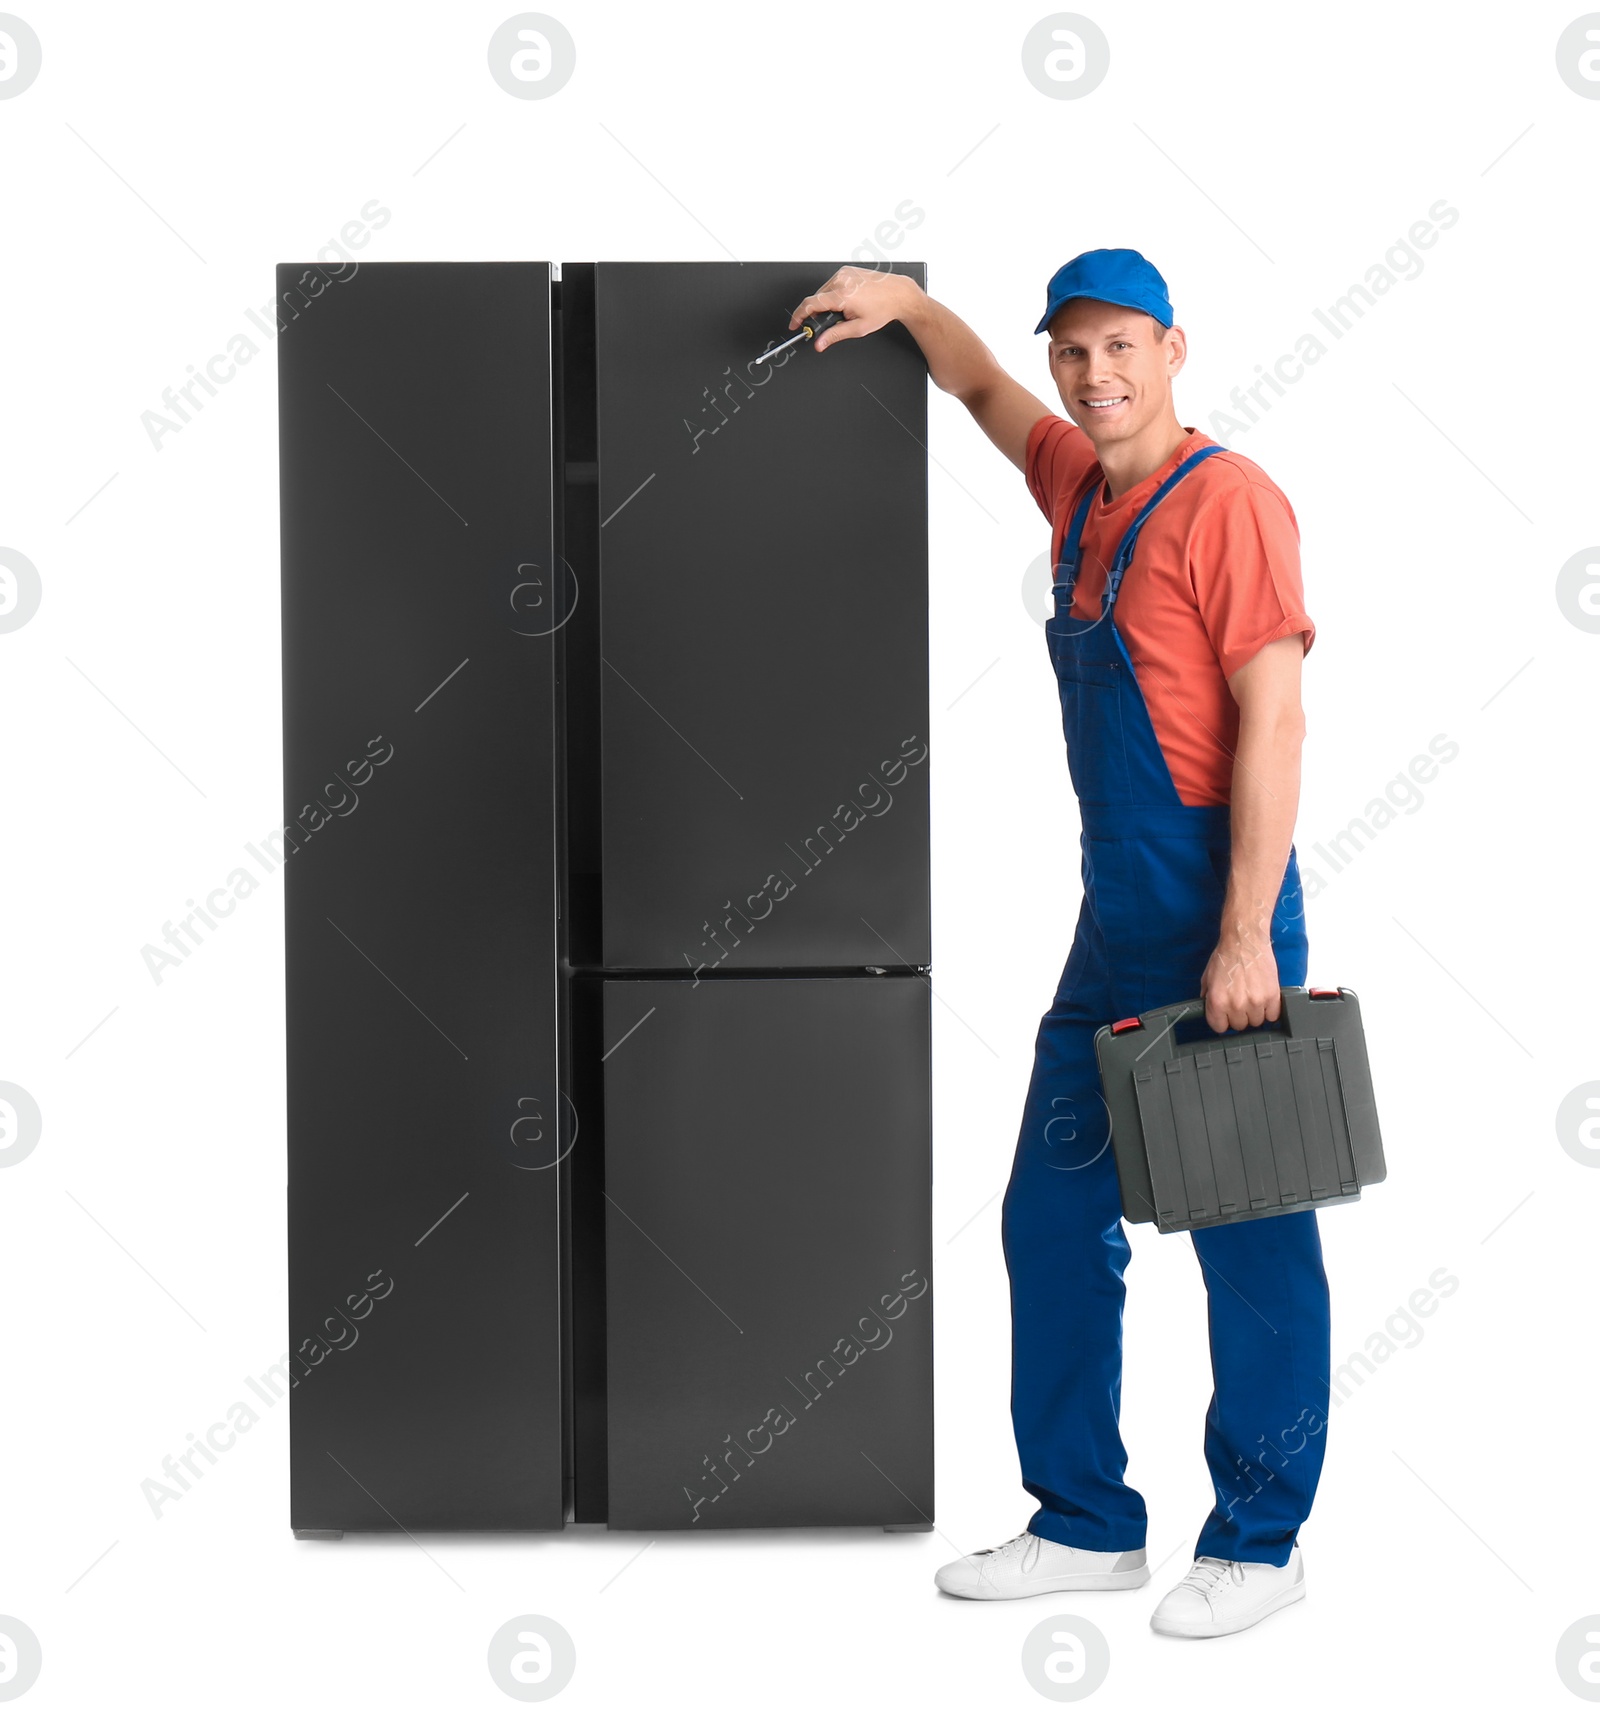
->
[{"left": 1035, "top": 293, "right": 1167, "bottom": 335}]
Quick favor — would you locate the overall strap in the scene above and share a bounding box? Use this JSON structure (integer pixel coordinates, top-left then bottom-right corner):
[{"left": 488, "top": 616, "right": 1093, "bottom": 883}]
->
[{"left": 1051, "top": 474, "right": 1102, "bottom": 617}]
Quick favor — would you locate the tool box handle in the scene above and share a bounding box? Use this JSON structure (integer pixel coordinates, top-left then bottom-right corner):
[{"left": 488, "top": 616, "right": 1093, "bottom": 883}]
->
[{"left": 1108, "top": 986, "right": 1353, "bottom": 1048}]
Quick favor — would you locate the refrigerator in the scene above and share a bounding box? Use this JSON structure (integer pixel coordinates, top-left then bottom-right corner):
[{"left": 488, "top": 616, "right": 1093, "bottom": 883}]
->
[{"left": 277, "top": 260, "right": 933, "bottom": 1536}]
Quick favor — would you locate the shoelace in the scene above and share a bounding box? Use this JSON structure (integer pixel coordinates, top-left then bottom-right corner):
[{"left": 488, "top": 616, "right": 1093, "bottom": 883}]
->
[
  {"left": 1177, "top": 1557, "right": 1246, "bottom": 1596},
  {"left": 971, "top": 1533, "right": 1042, "bottom": 1576}
]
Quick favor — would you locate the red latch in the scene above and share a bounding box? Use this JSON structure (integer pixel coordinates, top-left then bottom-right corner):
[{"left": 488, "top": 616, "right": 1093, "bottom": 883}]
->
[
  {"left": 1111, "top": 1016, "right": 1143, "bottom": 1034},
  {"left": 1308, "top": 987, "right": 1342, "bottom": 999}
]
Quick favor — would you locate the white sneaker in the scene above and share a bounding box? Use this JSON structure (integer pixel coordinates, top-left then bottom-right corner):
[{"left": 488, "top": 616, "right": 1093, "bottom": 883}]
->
[
  {"left": 1149, "top": 1546, "right": 1306, "bottom": 1638},
  {"left": 934, "top": 1532, "right": 1149, "bottom": 1600}
]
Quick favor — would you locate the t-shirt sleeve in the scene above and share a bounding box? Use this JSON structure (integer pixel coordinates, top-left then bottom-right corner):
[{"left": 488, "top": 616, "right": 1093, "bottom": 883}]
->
[
  {"left": 1024, "top": 413, "right": 1077, "bottom": 524},
  {"left": 1188, "top": 476, "right": 1315, "bottom": 681}
]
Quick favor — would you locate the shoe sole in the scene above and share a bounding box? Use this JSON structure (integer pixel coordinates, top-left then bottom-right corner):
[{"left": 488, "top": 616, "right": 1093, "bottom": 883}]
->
[
  {"left": 935, "top": 1566, "right": 1151, "bottom": 1600},
  {"left": 1149, "top": 1578, "right": 1305, "bottom": 1638}
]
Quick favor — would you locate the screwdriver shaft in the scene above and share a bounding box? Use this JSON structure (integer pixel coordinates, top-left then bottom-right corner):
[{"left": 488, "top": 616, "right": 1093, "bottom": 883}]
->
[{"left": 755, "top": 327, "right": 807, "bottom": 364}]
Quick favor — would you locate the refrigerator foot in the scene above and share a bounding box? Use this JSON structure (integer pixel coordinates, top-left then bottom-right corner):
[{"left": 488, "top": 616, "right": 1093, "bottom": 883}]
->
[
  {"left": 293, "top": 1529, "right": 344, "bottom": 1540},
  {"left": 882, "top": 1523, "right": 933, "bottom": 1533}
]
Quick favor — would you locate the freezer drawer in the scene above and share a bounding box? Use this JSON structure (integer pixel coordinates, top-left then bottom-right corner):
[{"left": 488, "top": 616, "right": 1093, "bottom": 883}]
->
[
  {"left": 278, "top": 262, "right": 564, "bottom": 1530},
  {"left": 602, "top": 976, "right": 933, "bottom": 1530},
  {"left": 586, "top": 262, "right": 931, "bottom": 972}
]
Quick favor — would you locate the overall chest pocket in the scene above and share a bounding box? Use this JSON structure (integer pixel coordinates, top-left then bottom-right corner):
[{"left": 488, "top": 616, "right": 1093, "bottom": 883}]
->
[
  {"left": 1050, "top": 651, "right": 1121, "bottom": 691},
  {"left": 1045, "top": 624, "right": 1121, "bottom": 689}
]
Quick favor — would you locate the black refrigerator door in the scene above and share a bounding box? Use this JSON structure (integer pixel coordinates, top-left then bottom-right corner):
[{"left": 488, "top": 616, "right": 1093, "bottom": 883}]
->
[
  {"left": 602, "top": 976, "right": 934, "bottom": 1529},
  {"left": 278, "top": 261, "right": 565, "bottom": 1531},
  {"left": 586, "top": 262, "right": 931, "bottom": 973}
]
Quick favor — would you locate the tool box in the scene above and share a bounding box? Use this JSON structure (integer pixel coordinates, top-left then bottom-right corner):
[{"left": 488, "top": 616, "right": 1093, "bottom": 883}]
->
[{"left": 1093, "top": 986, "right": 1386, "bottom": 1235}]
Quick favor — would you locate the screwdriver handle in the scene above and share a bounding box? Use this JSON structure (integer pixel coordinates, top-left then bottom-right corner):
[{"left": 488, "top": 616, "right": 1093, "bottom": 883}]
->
[{"left": 799, "top": 309, "right": 843, "bottom": 343}]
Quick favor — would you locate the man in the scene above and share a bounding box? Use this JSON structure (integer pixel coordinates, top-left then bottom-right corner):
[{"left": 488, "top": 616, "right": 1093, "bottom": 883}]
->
[{"left": 786, "top": 250, "right": 1329, "bottom": 1640}]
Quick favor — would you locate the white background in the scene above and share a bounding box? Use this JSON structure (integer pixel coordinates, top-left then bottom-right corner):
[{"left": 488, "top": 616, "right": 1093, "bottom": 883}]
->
[{"left": 3, "top": 1, "right": 1596, "bottom": 1710}]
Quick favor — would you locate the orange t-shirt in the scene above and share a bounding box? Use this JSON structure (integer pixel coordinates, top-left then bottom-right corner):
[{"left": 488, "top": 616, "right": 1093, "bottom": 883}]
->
[{"left": 1025, "top": 415, "right": 1314, "bottom": 808}]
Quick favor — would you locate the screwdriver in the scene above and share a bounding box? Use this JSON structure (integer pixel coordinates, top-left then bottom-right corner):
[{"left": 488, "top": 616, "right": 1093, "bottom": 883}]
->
[{"left": 755, "top": 309, "right": 843, "bottom": 365}]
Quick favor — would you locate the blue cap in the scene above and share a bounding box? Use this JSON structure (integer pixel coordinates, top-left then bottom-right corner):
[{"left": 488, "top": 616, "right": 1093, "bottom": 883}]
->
[{"left": 1034, "top": 248, "right": 1173, "bottom": 336}]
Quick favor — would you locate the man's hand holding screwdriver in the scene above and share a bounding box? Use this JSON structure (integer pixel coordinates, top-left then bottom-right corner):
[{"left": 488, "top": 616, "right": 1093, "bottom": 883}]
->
[{"left": 779, "top": 267, "right": 1056, "bottom": 473}]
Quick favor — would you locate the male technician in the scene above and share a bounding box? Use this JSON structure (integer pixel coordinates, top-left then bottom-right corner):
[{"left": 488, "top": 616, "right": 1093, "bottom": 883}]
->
[{"left": 786, "top": 252, "right": 1329, "bottom": 1640}]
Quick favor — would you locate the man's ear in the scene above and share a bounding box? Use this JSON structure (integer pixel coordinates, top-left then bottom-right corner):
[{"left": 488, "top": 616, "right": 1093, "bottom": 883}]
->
[{"left": 1165, "top": 323, "right": 1188, "bottom": 379}]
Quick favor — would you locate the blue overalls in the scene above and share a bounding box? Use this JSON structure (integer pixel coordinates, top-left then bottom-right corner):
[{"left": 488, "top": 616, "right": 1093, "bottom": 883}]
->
[{"left": 1000, "top": 444, "right": 1332, "bottom": 1568}]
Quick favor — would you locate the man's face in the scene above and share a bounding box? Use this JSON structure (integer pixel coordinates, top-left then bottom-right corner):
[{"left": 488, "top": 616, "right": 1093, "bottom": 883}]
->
[{"left": 1046, "top": 299, "right": 1185, "bottom": 446}]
